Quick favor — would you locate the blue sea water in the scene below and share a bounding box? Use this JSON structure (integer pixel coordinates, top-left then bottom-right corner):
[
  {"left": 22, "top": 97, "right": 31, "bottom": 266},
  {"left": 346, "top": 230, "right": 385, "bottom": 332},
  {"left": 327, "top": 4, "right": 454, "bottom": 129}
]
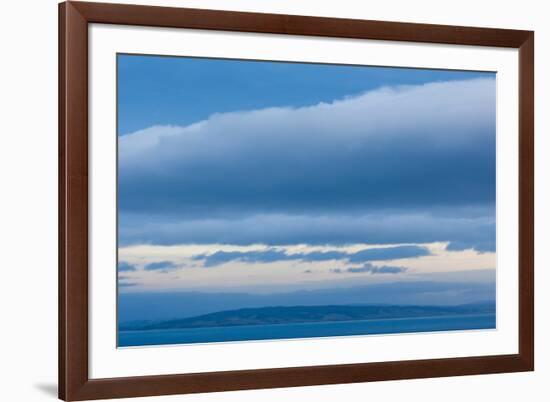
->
[{"left": 118, "top": 313, "right": 495, "bottom": 347}]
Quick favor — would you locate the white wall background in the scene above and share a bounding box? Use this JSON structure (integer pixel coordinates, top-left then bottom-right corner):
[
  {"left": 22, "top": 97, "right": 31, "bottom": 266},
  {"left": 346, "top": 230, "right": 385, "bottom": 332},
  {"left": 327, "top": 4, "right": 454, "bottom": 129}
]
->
[{"left": 0, "top": 0, "right": 546, "bottom": 401}]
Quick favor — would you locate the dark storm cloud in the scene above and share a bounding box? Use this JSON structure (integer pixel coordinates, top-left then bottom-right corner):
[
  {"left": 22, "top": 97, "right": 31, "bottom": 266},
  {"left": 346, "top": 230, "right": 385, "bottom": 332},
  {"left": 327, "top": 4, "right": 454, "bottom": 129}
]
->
[
  {"left": 194, "top": 245, "right": 430, "bottom": 267},
  {"left": 118, "top": 79, "right": 496, "bottom": 251},
  {"left": 119, "top": 79, "right": 495, "bottom": 215}
]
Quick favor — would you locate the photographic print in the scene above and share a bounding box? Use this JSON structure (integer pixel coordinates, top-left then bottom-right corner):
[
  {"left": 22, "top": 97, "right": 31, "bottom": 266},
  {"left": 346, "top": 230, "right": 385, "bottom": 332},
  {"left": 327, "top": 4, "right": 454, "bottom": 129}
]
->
[{"left": 116, "top": 55, "right": 497, "bottom": 347}]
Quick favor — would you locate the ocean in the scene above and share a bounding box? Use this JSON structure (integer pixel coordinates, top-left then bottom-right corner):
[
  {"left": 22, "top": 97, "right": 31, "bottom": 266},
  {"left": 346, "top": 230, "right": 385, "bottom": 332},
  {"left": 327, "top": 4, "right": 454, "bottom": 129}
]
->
[{"left": 118, "top": 312, "right": 496, "bottom": 347}]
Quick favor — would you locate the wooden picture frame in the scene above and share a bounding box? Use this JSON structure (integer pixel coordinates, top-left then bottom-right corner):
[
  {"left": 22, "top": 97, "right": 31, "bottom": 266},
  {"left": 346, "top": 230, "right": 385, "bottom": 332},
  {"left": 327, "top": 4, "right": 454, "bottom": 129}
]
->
[{"left": 59, "top": 1, "right": 534, "bottom": 400}]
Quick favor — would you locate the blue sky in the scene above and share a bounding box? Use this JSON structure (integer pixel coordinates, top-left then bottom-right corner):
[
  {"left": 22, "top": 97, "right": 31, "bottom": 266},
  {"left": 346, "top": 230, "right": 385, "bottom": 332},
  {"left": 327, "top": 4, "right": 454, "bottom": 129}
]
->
[
  {"left": 118, "top": 54, "right": 494, "bottom": 135},
  {"left": 117, "top": 54, "right": 496, "bottom": 313}
]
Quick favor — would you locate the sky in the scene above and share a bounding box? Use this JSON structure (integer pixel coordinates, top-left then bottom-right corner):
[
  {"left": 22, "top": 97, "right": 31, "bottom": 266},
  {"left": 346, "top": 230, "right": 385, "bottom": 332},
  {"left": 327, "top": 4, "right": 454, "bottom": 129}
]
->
[
  {"left": 118, "top": 55, "right": 494, "bottom": 135},
  {"left": 117, "top": 54, "right": 496, "bottom": 320}
]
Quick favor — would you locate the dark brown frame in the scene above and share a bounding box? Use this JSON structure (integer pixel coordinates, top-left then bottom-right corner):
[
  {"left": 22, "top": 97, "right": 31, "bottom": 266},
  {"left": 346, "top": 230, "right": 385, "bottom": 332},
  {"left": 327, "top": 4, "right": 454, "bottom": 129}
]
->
[{"left": 59, "top": 1, "right": 534, "bottom": 400}]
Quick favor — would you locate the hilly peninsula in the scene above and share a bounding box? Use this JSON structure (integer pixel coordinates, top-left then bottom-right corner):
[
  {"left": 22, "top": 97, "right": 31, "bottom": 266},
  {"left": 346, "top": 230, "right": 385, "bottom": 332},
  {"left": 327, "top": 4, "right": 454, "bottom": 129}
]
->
[{"left": 122, "top": 303, "right": 495, "bottom": 331}]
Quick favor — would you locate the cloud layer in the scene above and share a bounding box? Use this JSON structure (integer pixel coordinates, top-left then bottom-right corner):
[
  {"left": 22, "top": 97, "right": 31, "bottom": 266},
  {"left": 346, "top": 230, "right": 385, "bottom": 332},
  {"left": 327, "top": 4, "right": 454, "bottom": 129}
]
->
[
  {"left": 118, "top": 262, "right": 136, "bottom": 272},
  {"left": 331, "top": 263, "right": 407, "bottom": 275},
  {"left": 194, "top": 245, "right": 429, "bottom": 267},
  {"left": 120, "top": 210, "right": 495, "bottom": 251},
  {"left": 144, "top": 261, "right": 178, "bottom": 272},
  {"left": 118, "top": 78, "right": 496, "bottom": 251}
]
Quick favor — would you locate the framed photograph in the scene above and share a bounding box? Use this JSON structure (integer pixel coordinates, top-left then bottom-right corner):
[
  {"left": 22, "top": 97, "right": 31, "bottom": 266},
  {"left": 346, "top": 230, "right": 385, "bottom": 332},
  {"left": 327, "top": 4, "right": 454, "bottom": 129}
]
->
[{"left": 59, "top": 1, "right": 534, "bottom": 400}]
